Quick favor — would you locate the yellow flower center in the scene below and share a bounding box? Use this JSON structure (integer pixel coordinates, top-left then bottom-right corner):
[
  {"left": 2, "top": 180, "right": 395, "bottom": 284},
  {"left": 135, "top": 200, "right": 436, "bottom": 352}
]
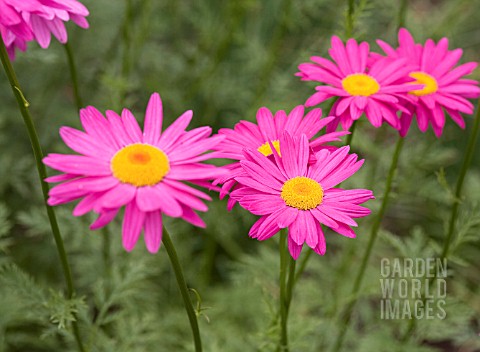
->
[
  {"left": 342, "top": 73, "right": 380, "bottom": 96},
  {"left": 409, "top": 71, "right": 438, "bottom": 96},
  {"left": 111, "top": 143, "right": 170, "bottom": 187},
  {"left": 280, "top": 176, "right": 324, "bottom": 210},
  {"left": 257, "top": 140, "right": 281, "bottom": 157}
]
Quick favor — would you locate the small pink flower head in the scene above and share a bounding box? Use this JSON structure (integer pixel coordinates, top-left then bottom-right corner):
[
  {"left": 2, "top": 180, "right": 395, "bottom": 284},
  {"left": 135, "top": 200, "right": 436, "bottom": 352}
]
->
[
  {"left": 376, "top": 28, "right": 480, "bottom": 137},
  {"left": 297, "top": 36, "right": 421, "bottom": 132},
  {"left": 0, "top": 0, "right": 89, "bottom": 59},
  {"left": 43, "top": 93, "right": 226, "bottom": 253},
  {"left": 213, "top": 105, "right": 349, "bottom": 210},
  {"left": 232, "top": 132, "right": 374, "bottom": 259}
]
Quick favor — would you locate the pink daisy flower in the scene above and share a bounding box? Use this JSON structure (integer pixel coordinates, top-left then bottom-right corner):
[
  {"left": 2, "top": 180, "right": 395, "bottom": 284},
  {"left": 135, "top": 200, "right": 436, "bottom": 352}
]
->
[
  {"left": 28, "top": 0, "right": 89, "bottom": 49},
  {"left": 297, "top": 36, "right": 422, "bottom": 132},
  {"left": 213, "top": 105, "right": 348, "bottom": 210},
  {"left": 231, "top": 132, "right": 374, "bottom": 259},
  {"left": 0, "top": 0, "right": 39, "bottom": 59},
  {"left": 43, "top": 93, "right": 226, "bottom": 253},
  {"left": 375, "top": 28, "right": 480, "bottom": 137},
  {"left": 0, "top": 0, "right": 89, "bottom": 59}
]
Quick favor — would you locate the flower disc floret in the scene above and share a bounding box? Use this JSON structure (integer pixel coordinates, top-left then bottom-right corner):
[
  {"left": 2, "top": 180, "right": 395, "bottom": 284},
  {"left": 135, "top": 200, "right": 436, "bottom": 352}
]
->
[
  {"left": 342, "top": 73, "right": 380, "bottom": 96},
  {"left": 257, "top": 140, "right": 281, "bottom": 157},
  {"left": 111, "top": 143, "right": 170, "bottom": 187},
  {"left": 281, "top": 176, "right": 323, "bottom": 210},
  {"left": 408, "top": 72, "right": 438, "bottom": 96}
]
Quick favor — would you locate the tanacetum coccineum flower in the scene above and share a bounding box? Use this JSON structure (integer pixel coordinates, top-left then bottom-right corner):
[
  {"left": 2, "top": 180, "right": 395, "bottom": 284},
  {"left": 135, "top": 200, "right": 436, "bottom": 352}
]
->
[
  {"left": 231, "top": 132, "right": 374, "bottom": 259},
  {"left": 297, "top": 36, "right": 422, "bottom": 132},
  {"left": 0, "top": 0, "right": 89, "bottom": 59},
  {"left": 0, "top": 0, "right": 38, "bottom": 58},
  {"left": 375, "top": 28, "right": 480, "bottom": 137},
  {"left": 213, "top": 105, "right": 348, "bottom": 210},
  {"left": 44, "top": 93, "right": 225, "bottom": 253}
]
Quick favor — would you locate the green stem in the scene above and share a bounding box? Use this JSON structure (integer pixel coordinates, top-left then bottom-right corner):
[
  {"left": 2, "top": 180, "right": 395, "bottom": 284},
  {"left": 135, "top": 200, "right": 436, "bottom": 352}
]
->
[
  {"left": 397, "top": 0, "right": 408, "bottom": 29},
  {"left": 63, "top": 42, "right": 83, "bottom": 110},
  {"left": 402, "top": 100, "right": 480, "bottom": 341},
  {"left": 345, "top": 120, "right": 358, "bottom": 146},
  {"left": 277, "top": 230, "right": 290, "bottom": 352},
  {"left": 331, "top": 136, "right": 405, "bottom": 352},
  {"left": 0, "top": 37, "right": 85, "bottom": 352},
  {"left": 286, "top": 253, "right": 297, "bottom": 313},
  {"left": 345, "top": 0, "right": 355, "bottom": 38},
  {"left": 442, "top": 102, "right": 480, "bottom": 259},
  {"left": 162, "top": 227, "right": 202, "bottom": 352},
  {"left": 293, "top": 249, "right": 312, "bottom": 285},
  {"left": 121, "top": 0, "right": 133, "bottom": 80},
  {"left": 102, "top": 227, "right": 111, "bottom": 278}
]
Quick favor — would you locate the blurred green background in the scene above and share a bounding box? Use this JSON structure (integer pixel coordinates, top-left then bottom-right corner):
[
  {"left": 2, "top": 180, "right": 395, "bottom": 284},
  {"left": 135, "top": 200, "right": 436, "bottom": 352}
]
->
[{"left": 0, "top": 0, "right": 479, "bottom": 351}]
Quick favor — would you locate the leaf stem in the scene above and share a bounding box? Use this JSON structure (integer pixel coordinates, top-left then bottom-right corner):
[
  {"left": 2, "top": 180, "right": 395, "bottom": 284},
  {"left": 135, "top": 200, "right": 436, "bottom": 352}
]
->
[
  {"left": 162, "top": 227, "right": 202, "bottom": 352},
  {"left": 0, "top": 37, "right": 85, "bottom": 352}
]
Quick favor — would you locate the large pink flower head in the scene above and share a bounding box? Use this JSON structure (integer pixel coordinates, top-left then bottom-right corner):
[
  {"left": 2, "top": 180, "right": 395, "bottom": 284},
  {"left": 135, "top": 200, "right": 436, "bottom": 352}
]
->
[
  {"left": 231, "top": 132, "right": 374, "bottom": 259},
  {"left": 375, "top": 28, "right": 480, "bottom": 137},
  {"left": 43, "top": 93, "right": 226, "bottom": 253},
  {"left": 213, "top": 105, "right": 348, "bottom": 210},
  {"left": 297, "top": 36, "right": 422, "bottom": 132},
  {"left": 0, "top": 0, "right": 89, "bottom": 59}
]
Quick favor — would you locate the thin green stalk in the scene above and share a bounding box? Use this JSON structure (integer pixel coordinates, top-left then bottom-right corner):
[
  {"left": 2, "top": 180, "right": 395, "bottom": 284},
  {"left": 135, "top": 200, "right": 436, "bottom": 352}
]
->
[
  {"left": 162, "top": 227, "right": 202, "bottom": 352},
  {"left": 286, "top": 254, "right": 297, "bottom": 312},
  {"left": 402, "top": 100, "right": 480, "bottom": 341},
  {"left": 441, "top": 101, "right": 480, "bottom": 259},
  {"left": 345, "top": 0, "right": 355, "bottom": 38},
  {"left": 63, "top": 42, "right": 83, "bottom": 110},
  {"left": 397, "top": 0, "right": 408, "bottom": 29},
  {"left": 0, "top": 37, "right": 85, "bottom": 352},
  {"left": 331, "top": 136, "right": 405, "bottom": 352},
  {"left": 345, "top": 120, "right": 358, "bottom": 146},
  {"left": 277, "top": 230, "right": 290, "bottom": 352},
  {"left": 121, "top": 0, "right": 133, "bottom": 80},
  {"left": 102, "top": 227, "right": 111, "bottom": 278},
  {"left": 293, "top": 249, "right": 312, "bottom": 285}
]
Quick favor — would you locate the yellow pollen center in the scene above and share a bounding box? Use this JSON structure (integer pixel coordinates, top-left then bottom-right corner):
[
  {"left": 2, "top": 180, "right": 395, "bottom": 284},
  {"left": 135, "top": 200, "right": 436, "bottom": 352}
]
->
[
  {"left": 111, "top": 143, "right": 170, "bottom": 187},
  {"left": 280, "top": 176, "right": 324, "bottom": 210},
  {"left": 342, "top": 73, "right": 380, "bottom": 96},
  {"left": 409, "top": 71, "right": 438, "bottom": 96},
  {"left": 257, "top": 140, "right": 281, "bottom": 157}
]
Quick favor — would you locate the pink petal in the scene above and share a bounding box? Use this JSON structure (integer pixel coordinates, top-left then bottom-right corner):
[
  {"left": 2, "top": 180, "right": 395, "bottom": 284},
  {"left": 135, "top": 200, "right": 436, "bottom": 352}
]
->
[
  {"left": 122, "top": 202, "right": 145, "bottom": 252},
  {"left": 144, "top": 211, "right": 163, "bottom": 253},
  {"left": 90, "top": 209, "right": 119, "bottom": 230},
  {"left": 143, "top": 93, "right": 163, "bottom": 144},
  {"left": 121, "top": 108, "right": 143, "bottom": 142}
]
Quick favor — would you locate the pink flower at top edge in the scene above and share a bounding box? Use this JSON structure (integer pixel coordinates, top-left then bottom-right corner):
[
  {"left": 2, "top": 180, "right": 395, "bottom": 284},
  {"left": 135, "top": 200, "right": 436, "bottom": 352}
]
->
[
  {"left": 43, "top": 93, "right": 226, "bottom": 253},
  {"left": 375, "top": 28, "right": 480, "bottom": 137},
  {"left": 297, "top": 36, "right": 423, "bottom": 133},
  {"left": 213, "top": 105, "right": 349, "bottom": 210},
  {"left": 0, "top": 0, "right": 89, "bottom": 59},
  {"left": 231, "top": 132, "right": 374, "bottom": 259}
]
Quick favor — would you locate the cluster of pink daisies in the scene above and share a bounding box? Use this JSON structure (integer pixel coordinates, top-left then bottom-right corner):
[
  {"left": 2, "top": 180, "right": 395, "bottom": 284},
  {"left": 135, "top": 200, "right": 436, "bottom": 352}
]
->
[
  {"left": 0, "top": 0, "right": 89, "bottom": 59},
  {"left": 298, "top": 29, "right": 479, "bottom": 137},
  {"left": 4, "top": 7, "right": 474, "bottom": 259}
]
